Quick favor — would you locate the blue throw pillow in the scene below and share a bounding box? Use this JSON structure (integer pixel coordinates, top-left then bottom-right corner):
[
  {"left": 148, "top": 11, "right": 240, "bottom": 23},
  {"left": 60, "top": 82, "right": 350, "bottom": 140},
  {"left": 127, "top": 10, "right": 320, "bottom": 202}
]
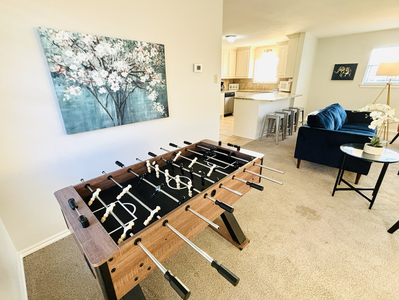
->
[
  {"left": 332, "top": 103, "right": 347, "bottom": 129},
  {"left": 324, "top": 103, "right": 347, "bottom": 130},
  {"left": 315, "top": 108, "right": 335, "bottom": 130}
]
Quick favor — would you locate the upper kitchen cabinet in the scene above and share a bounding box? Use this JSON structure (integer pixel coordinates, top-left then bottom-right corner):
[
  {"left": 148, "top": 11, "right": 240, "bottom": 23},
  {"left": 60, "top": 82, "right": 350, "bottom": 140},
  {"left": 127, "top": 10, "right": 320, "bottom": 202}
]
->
[
  {"left": 276, "top": 41, "right": 288, "bottom": 78},
  {"left": 235, "top": 46, "right": 255, "bottom": 78},
  {"left": 221, "top": 48, "right": 237, "bottom": 79},
  {"left": 276, "top": 33, "right": 300, "bottom": 78}
]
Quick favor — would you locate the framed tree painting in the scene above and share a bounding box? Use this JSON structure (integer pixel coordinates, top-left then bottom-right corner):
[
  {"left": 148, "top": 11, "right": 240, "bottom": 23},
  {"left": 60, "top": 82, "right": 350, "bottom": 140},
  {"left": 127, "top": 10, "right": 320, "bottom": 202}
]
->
[
  {"left": 331, "top": 63, "right": 358, "bottom": 80},
  {"left": 38, "top": 28, "right": 169, "bottom": 134}
]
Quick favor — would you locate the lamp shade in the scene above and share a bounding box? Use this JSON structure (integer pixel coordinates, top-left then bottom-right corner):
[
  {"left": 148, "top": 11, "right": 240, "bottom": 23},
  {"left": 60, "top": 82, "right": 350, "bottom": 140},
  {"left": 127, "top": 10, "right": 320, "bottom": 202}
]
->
[{"left": 376, "top": 62, "right": 399, "bottom": 76}]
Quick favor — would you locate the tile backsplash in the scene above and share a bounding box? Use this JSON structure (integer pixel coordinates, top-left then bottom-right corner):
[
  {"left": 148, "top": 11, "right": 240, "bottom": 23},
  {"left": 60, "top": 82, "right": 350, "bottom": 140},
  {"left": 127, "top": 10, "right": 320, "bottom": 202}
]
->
[{"left": 221, "top": 78, "right": 278, "bottom": 91}]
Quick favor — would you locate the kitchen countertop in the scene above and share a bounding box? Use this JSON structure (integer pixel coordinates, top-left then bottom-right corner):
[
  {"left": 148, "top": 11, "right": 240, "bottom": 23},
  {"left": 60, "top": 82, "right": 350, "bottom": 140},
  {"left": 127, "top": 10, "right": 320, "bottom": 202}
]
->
[
  {"left": 234, "top": 91, "right": 302, "bottom": 101},
  {"left": 220, "top": 89, "right": 274, "bottom": 93}
]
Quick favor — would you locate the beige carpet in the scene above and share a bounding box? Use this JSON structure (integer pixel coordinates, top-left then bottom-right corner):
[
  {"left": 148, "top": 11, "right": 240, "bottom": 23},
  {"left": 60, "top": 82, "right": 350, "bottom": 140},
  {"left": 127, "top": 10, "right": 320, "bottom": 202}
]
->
[{"left": 24, "top": 133, "right": 399, "bottom": 300}]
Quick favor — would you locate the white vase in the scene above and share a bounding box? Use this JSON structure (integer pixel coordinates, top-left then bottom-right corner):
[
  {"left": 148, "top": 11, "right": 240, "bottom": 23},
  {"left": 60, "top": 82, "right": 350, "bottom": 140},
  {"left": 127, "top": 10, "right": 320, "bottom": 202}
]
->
[{"left": 363, "top": 143, "right": 384, "bottom": 156}]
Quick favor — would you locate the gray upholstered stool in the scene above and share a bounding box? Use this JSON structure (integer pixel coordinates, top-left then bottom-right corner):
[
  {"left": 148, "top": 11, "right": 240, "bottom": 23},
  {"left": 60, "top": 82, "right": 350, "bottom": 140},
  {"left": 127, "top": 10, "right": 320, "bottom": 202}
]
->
[
  {"left": 274, "top": 111, "right": 289, "bottom": 140},
  {"left": 289, "top": 106, "right": 305, "bottom": 128},
  {"left": 282, "top": 109, "right": 295, "bottom": 135},
  {"left": 262, "top": 113, "right": 284, "bottom": 144}
]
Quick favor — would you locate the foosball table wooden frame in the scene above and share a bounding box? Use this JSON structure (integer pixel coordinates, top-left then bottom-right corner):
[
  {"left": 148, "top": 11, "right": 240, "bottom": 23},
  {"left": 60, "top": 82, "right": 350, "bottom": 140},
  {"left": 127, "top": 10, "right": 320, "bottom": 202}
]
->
[{"left": 54, "top": 139, "right": 265, "bottom": 300}]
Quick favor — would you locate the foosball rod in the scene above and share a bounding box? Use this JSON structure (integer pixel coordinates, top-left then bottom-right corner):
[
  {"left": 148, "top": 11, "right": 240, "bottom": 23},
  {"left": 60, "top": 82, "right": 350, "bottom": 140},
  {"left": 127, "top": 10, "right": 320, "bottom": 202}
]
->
[
  {"left": 185, "top": 141, "right": 285, "bottom": 174},
  {"left": 134, "top": 158, "right": 220, "bottom": 229},
  {"left": 115, "top": 161, "right": 180, "bottom": 204},
  {"left": 82, "top": 180, "right": 127, "bottom": 228},
  {"left": 138, "top": 157, "right": 235, "bottom": 214},
  {"left": 134, "top": 238, "right": 191, "bottom": 300},
  {"left": 137, "top": 157, "right": 234, "bottom": 212},
  {"left": 168, "top": 145, "right": 282, "bottom": 185},
  {"left": 102, "top": 171, "right": 161, "bottom": 226},
  {"left": 162, "top": 220, "right": 239, "bottom": 286},
  {"left": 82, "top": 180, "right": 135, "bottom": 244},
  {"left": 161, "top": 147, "right": 264, "bottom": 191},
  {"left": 244, "top": 168, "right": 283, "bottom": 185},
  {"left": 170, "top": 143, "right": 239, "bottom": 169},
  {"left": 148, "top": 152, "right": 243, "bottom": 197}
]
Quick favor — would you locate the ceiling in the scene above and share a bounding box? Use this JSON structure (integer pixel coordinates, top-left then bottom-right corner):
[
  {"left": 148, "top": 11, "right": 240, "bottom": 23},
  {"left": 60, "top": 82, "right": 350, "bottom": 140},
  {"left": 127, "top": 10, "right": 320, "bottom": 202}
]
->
[{"left": 222, "top": 0, "right": 399, "bottom": 47}]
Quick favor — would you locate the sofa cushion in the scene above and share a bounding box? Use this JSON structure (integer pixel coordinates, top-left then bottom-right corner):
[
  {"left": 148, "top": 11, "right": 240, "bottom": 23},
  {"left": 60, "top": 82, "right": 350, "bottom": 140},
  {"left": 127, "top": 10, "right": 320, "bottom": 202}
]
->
[
  {"left": 307, "top": 103, "right": 347, "bottom": 130},
  {"left": 340, "top": 123, "right": 376, "bottom": 135}
]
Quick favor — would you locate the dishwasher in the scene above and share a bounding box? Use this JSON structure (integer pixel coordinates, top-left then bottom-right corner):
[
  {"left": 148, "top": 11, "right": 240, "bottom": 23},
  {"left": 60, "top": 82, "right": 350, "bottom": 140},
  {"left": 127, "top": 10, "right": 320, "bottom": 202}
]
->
[{"left": 224, "top": 91, "right": 235, "bottom": 117}]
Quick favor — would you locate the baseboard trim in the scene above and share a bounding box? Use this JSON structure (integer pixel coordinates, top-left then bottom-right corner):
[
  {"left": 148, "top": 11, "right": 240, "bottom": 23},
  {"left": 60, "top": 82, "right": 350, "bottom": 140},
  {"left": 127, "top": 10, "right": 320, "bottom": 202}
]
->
[
  {"left": 19, "top": 229, "right": 71, "bottom": 258},
  {"left": 18, "top": 229, "right": 71, "bottom": 300}
]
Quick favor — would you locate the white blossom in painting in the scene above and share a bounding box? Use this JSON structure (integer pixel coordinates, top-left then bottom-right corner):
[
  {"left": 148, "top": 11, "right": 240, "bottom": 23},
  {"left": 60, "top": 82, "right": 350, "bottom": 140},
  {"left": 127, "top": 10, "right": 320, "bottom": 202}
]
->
[{"left": 38, "top": 28, "right": 168, "bottom": 134}]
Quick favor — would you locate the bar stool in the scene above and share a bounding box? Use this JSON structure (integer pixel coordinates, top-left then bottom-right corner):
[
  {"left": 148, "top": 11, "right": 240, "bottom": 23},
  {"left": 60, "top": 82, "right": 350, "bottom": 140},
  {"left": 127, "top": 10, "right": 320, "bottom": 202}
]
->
[
  {"left": 290, "top": 106, "right": 305, "bottom": 127},
  {"left": 282, "top": 109, "right": 295, "bottom": 135},
  {"left": 284, "top": 108, "right": 298, "bottom": 132},
  {"left": 261, "top": 113, "right": 284, "bottom": 144},
  {"left": 274, "top": 111, "right": 289, "bottom": 140}
]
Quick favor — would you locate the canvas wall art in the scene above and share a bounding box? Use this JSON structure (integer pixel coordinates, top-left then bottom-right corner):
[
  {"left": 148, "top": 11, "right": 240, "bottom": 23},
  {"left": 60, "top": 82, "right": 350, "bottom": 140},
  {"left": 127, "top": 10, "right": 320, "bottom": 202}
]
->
[
  {"left": 331, "top": 63, "right": 358, "bottom": 80},
  {"left": 38, "top": 28, "right": 169, "bottom": 134}
]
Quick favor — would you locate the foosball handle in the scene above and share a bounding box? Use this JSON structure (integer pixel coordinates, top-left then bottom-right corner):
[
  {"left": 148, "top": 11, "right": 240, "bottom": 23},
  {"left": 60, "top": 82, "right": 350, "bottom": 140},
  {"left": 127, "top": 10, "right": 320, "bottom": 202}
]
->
[
  {"left": 68, "top": 198, "right": 78, "bottom": 210},
  {"left": 68, "top": 199, "right": 89, "bottom": 228},
  {"left": 215, "top": 200, "right": 234, "bottom": 213},
  {"left": 211, "top": 260, "right": 240, "bottom": 286},
  {"left": 169, "top": 143, "right": 178, "bottom": 148},
  {"left": 183, "top": 141, "right": 192, "bottom": 145},
  {"left": 246, "top": 181, "right": 264, "bottom": 191},
  {"left": 115, "top": 161, "right": 125, "bottom": 168},
  {"left": 79, "top": 215, "right": 90, "bottom": 228},
  {"left": 148, "top": 152, "right": 157, "bottom": 158},
  {"left": 164, "top": 270, "right": 191, "bottom": 300},
  {"left": 227, "top": 143, "right": 241, "bottom": 151}
]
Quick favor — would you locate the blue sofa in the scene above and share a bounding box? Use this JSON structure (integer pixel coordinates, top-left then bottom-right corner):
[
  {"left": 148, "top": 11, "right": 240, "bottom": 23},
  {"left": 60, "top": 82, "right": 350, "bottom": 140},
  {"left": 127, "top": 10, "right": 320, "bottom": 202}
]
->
[{"left": 294, "top": 103, "right": 376, "bottom": 182}]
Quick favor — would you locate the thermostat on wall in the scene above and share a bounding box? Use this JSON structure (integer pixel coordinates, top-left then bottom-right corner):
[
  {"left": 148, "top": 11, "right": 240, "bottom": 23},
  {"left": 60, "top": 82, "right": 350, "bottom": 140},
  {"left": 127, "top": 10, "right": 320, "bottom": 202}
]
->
[{"left": 193, "top": 64, "right": 203, "bottom": 72}]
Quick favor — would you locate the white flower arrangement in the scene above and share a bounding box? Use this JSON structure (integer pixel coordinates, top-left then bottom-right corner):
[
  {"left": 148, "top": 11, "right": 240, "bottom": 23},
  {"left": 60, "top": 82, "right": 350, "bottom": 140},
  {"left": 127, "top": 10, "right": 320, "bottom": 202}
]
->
[{"left": 360, "top": 103, "right": 399, "bottom": 139}]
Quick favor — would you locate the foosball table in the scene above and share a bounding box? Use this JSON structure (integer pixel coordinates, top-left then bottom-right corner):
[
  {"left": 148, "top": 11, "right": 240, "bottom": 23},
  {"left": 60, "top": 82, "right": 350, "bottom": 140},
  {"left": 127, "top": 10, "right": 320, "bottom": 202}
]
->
[{"left": 54, "top": 139, "right": 283, "bottom": 300}]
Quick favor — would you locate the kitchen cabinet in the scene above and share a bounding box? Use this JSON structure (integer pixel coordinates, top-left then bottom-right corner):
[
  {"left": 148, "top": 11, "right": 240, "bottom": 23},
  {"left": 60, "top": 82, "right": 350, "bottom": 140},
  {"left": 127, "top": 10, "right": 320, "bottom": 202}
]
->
[
  {"left": 221, "top": 50, "right": 229, "bottom": 78},
  {"left": 276, "top": 33, "right": 300, "bottom": 78},
  {"left": 228, "top": 51, "right": 236, "bottom": 77},
  {"left": 221, "top": 48, "right": 237, "bottom": 79},
  {"left": 276, "top": 41, "right": 288, "bottom": 78},
  {"left": 285, "top": 33, "right": 300, "bottom": 78},
  {"left": 235, "top": 47, "right": 255, "bottom": 78}
]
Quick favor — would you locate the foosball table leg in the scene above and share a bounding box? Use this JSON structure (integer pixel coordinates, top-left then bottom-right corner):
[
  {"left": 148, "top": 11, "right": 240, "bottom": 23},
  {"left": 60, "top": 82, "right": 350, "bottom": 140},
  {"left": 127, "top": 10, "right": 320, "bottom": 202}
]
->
[
  {"left": 93, "top": 262, "right": 147, "bottom": 300},
  {"left": 121, "top": 285, "right": 146, "bottom": 300},
  {"left": 211, "top": 212, "right": 250, "bottom": 250}
]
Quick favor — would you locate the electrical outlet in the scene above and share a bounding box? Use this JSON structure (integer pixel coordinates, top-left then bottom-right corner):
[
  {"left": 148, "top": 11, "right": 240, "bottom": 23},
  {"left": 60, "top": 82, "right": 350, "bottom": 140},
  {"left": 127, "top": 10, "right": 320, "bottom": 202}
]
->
[{"left": 214, "top": 74, "right": 218, "bottom": 83}]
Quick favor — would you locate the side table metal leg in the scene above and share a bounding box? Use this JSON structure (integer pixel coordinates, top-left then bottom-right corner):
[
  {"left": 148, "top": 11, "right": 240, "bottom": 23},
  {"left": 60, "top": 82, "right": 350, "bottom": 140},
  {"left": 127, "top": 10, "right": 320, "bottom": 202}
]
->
[
  {"left": 388, "top": 220, "right": 399, "bottom": 234},
  {"left": 368, "top": 162, "right": 389, "bottom": 209},
  {"left": 332, "top": 154, "right": 347, "bottom": 196}
]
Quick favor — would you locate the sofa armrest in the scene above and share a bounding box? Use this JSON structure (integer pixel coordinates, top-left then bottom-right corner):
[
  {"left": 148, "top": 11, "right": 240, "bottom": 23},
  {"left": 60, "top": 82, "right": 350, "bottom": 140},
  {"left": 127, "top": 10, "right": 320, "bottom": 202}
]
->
[
  {"left": 345, "top": 110, "right": 372, "bottom": 125},
  {"left": 294, "top": 125, "right": 373, "bottom": 175}
]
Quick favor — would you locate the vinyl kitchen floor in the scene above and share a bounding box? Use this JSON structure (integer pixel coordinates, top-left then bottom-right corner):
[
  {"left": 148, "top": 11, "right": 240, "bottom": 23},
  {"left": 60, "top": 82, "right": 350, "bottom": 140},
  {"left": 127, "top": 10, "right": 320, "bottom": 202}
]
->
[{"left": 219, "top": 115, "right": 253, "bottom": 146}]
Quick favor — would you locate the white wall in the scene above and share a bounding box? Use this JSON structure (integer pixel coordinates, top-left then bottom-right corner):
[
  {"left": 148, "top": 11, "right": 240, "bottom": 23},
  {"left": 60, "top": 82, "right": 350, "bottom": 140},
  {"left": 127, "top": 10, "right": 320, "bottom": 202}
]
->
[
  {"left": 0, "top": 0, "right": 223, "bottom": 252},
  {"left": 292, "top": 32, "right": 318, "bottom": 111},
  {"left": 307, "top": 28, "right": 399, "bottom": 116},
  {"left": 0, "top": 217, "right": 23, "bottom": 300}
]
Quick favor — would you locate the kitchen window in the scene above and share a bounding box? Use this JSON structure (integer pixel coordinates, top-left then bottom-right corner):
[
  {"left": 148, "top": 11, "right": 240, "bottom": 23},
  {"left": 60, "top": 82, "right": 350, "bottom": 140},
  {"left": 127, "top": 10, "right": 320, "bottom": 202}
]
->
[
  {"left": 362, "top": 46, "right": 399, "bottom": 85},
  {"left": 253, "top": 49, "right": 278, "bottom": 83}
]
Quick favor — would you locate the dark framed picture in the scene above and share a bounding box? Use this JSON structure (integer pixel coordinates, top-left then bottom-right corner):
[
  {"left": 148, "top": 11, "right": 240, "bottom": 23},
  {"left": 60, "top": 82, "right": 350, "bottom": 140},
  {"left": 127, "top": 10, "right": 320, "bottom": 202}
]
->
[{"left": 331, "top": 63, "right": 358, "bottom": 80}]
